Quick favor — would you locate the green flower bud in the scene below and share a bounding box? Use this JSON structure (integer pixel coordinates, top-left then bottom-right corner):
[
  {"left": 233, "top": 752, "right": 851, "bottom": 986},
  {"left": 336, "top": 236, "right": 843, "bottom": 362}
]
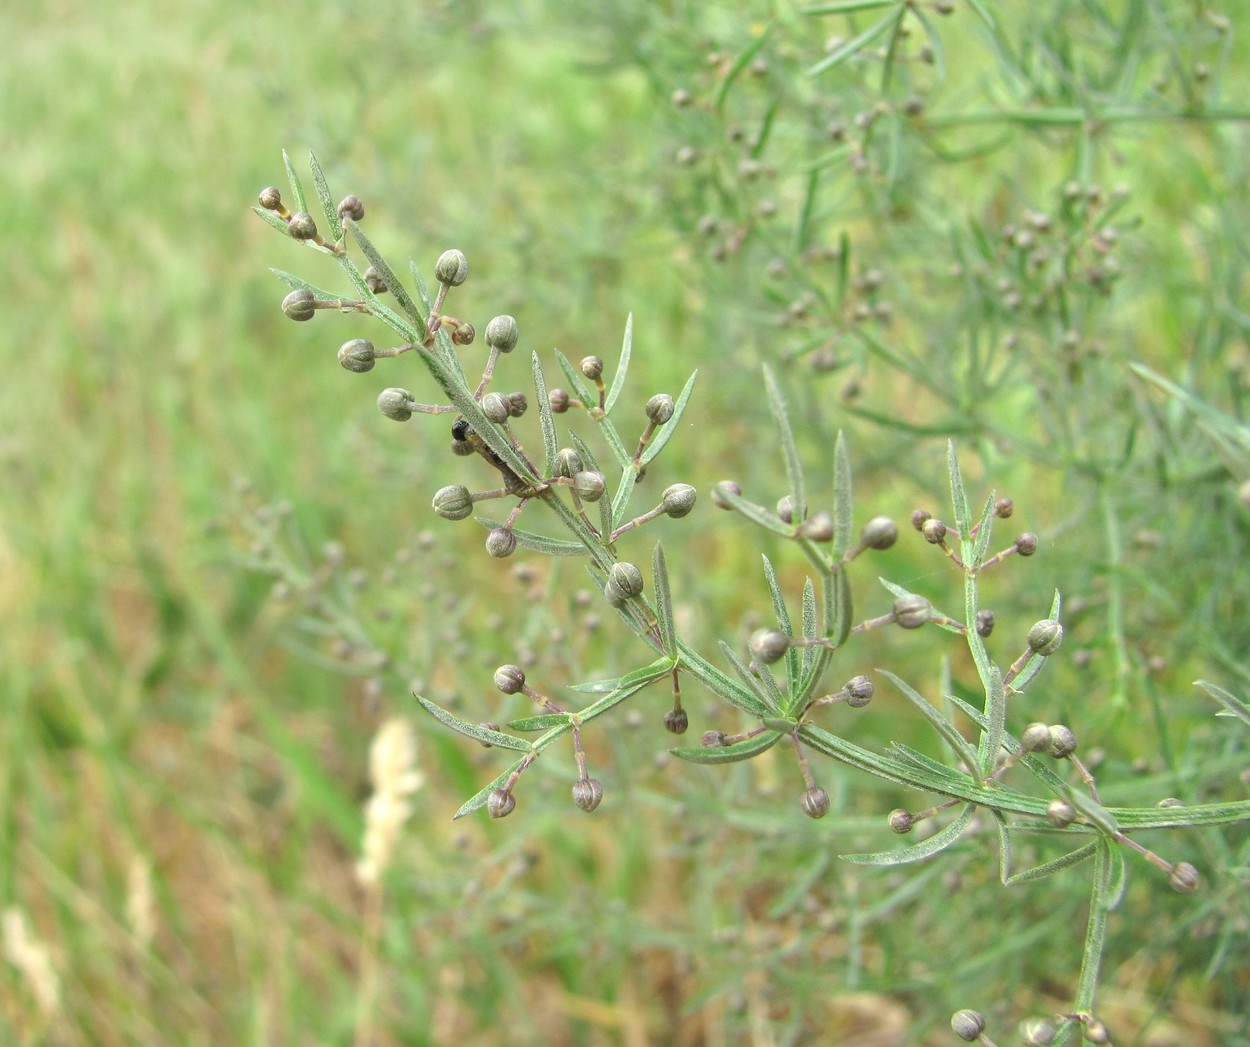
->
[
  {"left": 1047, "top": 724, "right": 1077, "bottom": 759},
  {"left": 662, "top": 483, "right": 697, "bottom": 518},
  {"left": 580, "top": 355, "right": 604, "bottom": 381},
  {"left": 798, "top": 511, "right": 834, "bottom": 542},
  {"left": 950, "top": 1009, "right": 986, "bottom": 1042},
  {"left": 845, "top": 675, "right": 874, "bottom": 708},
  {"left": 888, "top": 809, "right": 914, "bottom": 834},
  {"left": 288, "top": 211, "right": 318, "bottom": 241},
  {"left": 801, "top": 786, "right": 830, "bottom": 819},
  {"left": 921, "top": 518, "right": 947, "bottom": 544},
  {"left": 645, "top": 393, "right": 675, "bottom": 425},
  {"left": 338, "top": 338, "right": 376, "bottom": 373},
  {"left": 282, "top": 288, "right": 317, "bottom": 321},
  {"left": 1168, "top": 861, "right": 1199, "bottom": 893},
  {"left": 711, "top": 480, "right": 742, "bottom": 509},
  {"left": 485, "top": 527, "right": 517, "bottom": 558},
  {"left": 377, "top": 388, "right": 414, "bottom": 421},
  {"left": 572, "top": 777, "right": 604, "bottom": 812},
  {"left": 1046, "top": 799, "right": 1076, "bottom": 828},
  {"left": 1020, "top": 722, "right": 1051, "bottom": 753},
  {"left": 481, "top": 392, "right": 510, "bottom": 424},
  {"left": 1027, "top": 619, "right": 1064, "bottom": 656},
  {"left": 609, "top": 561, "right": 644, "bottom": 599},
  {"left": 749, "top": 627, "right": 790, "bottom": 665},
  {"left": 549, "top": 388, "right": 571, "bottom": 413},
  {"left": 573, "top": 470, "right": 606, "bottom": 502},
  {"left": 494, "top": 664, "right": 526, "bottom": 694},
  {"left": 487, "top": 788, "right": 516, "bottom": 818},
  {"left": 663, "top": 708, "right": 689, "bottom": 734},
  {"left": 435, "top": 249, "right": 468, "bottom": 286},
  {"left": 258, "top": 186, "right": 283, "bottom": 211},
  {"left": 861, "top": 515, "right": 898, "bottom": 550},
  {"left": 604, "top": 579, "right": 628, "bottom": 608},
  {"left": 486, "top": 314, "right": 519, "bottom": 353},
  {"left": 892, "top": 594, "right": 932, "bottom": 629},
  {"left": 432, "top": 485, "right": 474, "bottom": 521},
  {"left": 337, "top": 195, "right": 364, "bottom": 222},
  {"left": 555, "top": 448, "right": 583, "bottom": 478}
]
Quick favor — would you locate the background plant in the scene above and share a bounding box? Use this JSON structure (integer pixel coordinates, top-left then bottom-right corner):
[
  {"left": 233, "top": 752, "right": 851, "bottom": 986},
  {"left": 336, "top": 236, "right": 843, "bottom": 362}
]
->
[{"left": 4, "top": 0, "right": 1250, "bottom": 1045}]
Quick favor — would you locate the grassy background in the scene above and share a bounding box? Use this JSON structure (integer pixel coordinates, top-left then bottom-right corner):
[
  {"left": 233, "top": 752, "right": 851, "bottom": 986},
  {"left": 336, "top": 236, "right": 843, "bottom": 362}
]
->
[{"left": 3, "top": 0, "right": 1249, "bottom": 1044}]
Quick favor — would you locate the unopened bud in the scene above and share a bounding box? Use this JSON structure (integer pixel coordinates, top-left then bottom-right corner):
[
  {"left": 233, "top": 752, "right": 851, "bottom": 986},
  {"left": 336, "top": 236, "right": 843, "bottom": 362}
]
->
[
  {"left": 486, "top": 314, "right": 519, "bottom": 352},
  {"left": 662, "top": 483, "right": 698, "bottom": 518},
  {"left": 572, "top": 778, "right": 604, "bottom": 812},
  {"left": 435, "top": 249, "right": 469, "bottom": 286},
  {"left": 338, "top": 338, "right": 376, "bottom": 373},
  {"left": 861, "top": 515, "right": 898, "bottom": 550},
  {"left": 377, "top": 388, "right": 414, "bottom": 421},
  {"left": 282, "top": 288, "right": 317, "bottom": 321},
  {"left": 337, "top": 195, "right": 365, "bottom": 222},
  {"left": 892, "top": 594, "right": 932, "bottom": 629},
  {"left": 485, "top": 527, "right": 518, "bottom": 558},
  {"left": 487, "top": 789, "right": 516, "bottom": 818},
  {"left": 645, "top": 393, "right": 675, "bottom": 425},
  {"left": 801, "top": 786, "right": 831, "bottom": 819},
  {"left": 288, "top": 211, "right": 318, "bottom": 241},
  {"left": 749, "top": 628, "right": 790, "bottom": 664},
  {"left": 1027, "top": 619, "right": 1064, "bottom": 656},
  {"left": 432, "top": 485, "right": 474, "bottom": 521}
]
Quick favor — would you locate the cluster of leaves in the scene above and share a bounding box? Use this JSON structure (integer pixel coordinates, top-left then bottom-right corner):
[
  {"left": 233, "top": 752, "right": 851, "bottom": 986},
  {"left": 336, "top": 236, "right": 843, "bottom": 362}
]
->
[{"left": 254, "top": 144, "right": 1250, "bottom": 1043}]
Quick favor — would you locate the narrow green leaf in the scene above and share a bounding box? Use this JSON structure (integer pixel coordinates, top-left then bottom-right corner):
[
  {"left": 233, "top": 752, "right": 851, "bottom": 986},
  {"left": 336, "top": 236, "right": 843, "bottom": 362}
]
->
[
  {"left": 254, "top": 206, "right": 295, "bottom": 238},
  {"left": 345, "top": 219, "right": 425, "bottom": 330},
  {"left": 714, "top": 24, "right": 774, "bottom": 112},
  {"left": 555, "top": 349, "right": 596, "bottom": 406},
  {"left": 719, "top": 640, "right": 781, "bottom": 714},
  {"left": 270, "top": 268, "right": 343, "bottom": 300},
  {"left": 671, "top": 730, "right": 782, "bottom": 765},
  {"left": 803, "top": 0, "right": 895, "bottom": 12},
  {"left": 1197, "top": 679, "right": 1250, "bottom": 727},
  {"left": 452, "top": 757, "right": 528, "bottom": 820},
  {"left": 711, "top": 481, "right": 796, "bottom": 539},
  {"left": 879, "top": 669, "right": 981, "bottom": 774},
  {"left": 763, "top": 365, "right": 806, "bottom": 523},
  {"left": 794, "top": 169, "right": 820, "bottom": 253},
  {"left": 842, "top": 804, "right": 976, "bottom": 865},
  {"left": 808, "top": 8, "right": 900, "bottom": 77},
  {"left": 1003, "top": 840, "right": 1098, "bottom": 885},
  {"left": 1102, "top": 842, "right": 1127, "bottom": 910},
  {"left": 653, "top": 543, "right": 676, "bottom": 656},
  {"left": 531, "top": 350, "right": 558, "bottom": 475},
  {"left": 761, "top": 555, "right": 795, "bottom": 636},
  {"left": 408, "top": 259, "right": 435, "bottom": 314},
  {"left": 281, "top": 149, "right": 308, "bottom": 216},
  {"left": 569, "top": 657, "right": 675, "bottom": 694},
  {"left": 947, "top": 440, "right": 971, "bottom": 535},
  {"left": 971, "top": 493, "right": 996, "bottom": 566},
  {"left": 610, "top": 462, "right": 638, "bottom": 532},
  {"left": 307, "top": 151, "right": 342, "bottom": 242},
  {"left": 506, "top": 713, "right": 570, "bottom": 732},
  {"left": 640, "top": 369, "right": 698, "bottom": 468},
  {"left": 415, "top": 695, "right": 533, "bottom": 751},
  {"left": 605, "top": 313, "right": 632, "bottom": 415},
  {"left": 832, "top": 430, "right": 853, "bottom": 557}
]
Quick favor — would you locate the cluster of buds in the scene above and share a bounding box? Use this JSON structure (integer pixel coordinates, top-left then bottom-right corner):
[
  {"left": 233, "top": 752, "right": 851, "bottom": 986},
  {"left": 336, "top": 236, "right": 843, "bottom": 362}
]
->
[{"left": 258, "top": 185, "right": 360, "bottom": 255}]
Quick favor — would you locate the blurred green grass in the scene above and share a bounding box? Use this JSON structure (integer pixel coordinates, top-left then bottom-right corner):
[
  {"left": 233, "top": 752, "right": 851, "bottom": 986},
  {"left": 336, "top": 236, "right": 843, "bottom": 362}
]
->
[{"left": 3, "top": 0, "right": 1249, "bottom": 1044}]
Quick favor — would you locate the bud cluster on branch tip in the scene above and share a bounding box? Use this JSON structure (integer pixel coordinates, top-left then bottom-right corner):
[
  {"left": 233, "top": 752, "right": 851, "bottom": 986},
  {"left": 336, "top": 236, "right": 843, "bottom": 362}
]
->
[
  {"left": 1027, "top": 619, "right": 1063, "bottom": 656},
  {"left": 487, "top": 788, "right": 516, "bottom": 818},
  {"left": 337, "top": 195, "right": 364, "bottom": 222},
  {"left": 749, "top": 627, "right": 790, "bottom": 664},
  {"left": 950, "top": 1009, "right": 986, "bottom": 1041},
  {"left": 604, "top": 562, "right": 644, "bottom": 607},
  {"left": 435, "top": 249, "right": 468, "bottom": 286},
  {"left": 572, "top": 777, "right": 604, "bottom": 812},
  {"left": 486, "top": 527, "right": 517, "bottom": 558},
  {"left": 892, "top": 593, "right": 932, "bottom": 629},
  {"left": 663, "top": 708, "right": 689, "bottom": 734},
  {"left": 1047, "top": 724, "right": 1077, "bottom": 758},
  {"left": 432, "top": 485, "right": 474, "bottom": 521},
  {"left": 712, "top": 480, "right": 742, "bottom": 509},
  {"left": 801, "top": 786, "right": 830, "bottom": 819},
  {"left": 645, "top": 393, "right": 675, "bottom": 425},
  {"left": 662, "top": 483, "right": 697, "bottom": 518},
  {"left": 485, "top": 314, "right": 519, "bottom": 353},
  {"left": 339, "top": 339, "right": 376, "bottom": 373},
  {"left": 1018, "top": 1017, "right": 1056, "bottom": 1046},
  {"left": 377, "top": 388, "right": 414, "bottom": 421}
]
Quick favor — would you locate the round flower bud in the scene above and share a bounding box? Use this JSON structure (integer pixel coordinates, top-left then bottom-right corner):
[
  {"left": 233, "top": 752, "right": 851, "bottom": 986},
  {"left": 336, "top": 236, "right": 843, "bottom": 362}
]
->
[
  {"left": 486, "top": 788, "right": 516, "bottom": 818},
  {"left": 701, "top": 730, "right": 727, "bottom": 748},
  {"left": 337, "top": 195, "right": 364, "bottom": 222},
  {"left": 888, "top": 809, "right": 915, "bottom": 834},
  {"left": 1015, "top": 532, "right": 1039, "bottom": 556},
  {"left": 995, "top": 497, "right": 1014, "bottom": 519},
  {"left": 1168, "top": 862, "right": 1199, "bottom": 893},
  {"left": 580, "top": 355, "right": 604, "bottom": 381},
  {"left": 282, "top": 288, "right": 317, "bottom": 321},
  {"left": 712, "top": 480, "right": 742, "bottom": 509},
  {"left": 893, "top": 594, "right": 932, "bottom": 629},
  {"left": 1019, "top": 1017, "right": 1056, "bottom": 1046},
  {"left": 549, "top": 388, "right": 571, "bottom": 413},
  {"left": 604, "top": 579, "right": 628, "bottom": 608},
  {"left": 845, "top": 675, "right": 874, "bottom": 708},
  {"left": 572, "top": 777, "right": 604, "bottom": 812},
  {"left": 1047, "top": 724, "right": 1077, "bottom": 759},
  {"left": 288, "top": 211, "right": 318, "bottom": 241},
  {"left": 555, "top": 448, "right": 583, "bottom": 478},
  {"left": 609, "top": 561, "right": 644, "bottom": 599},
  {"left": 645, "top": 393, "right": 675, "bottom": 425},
  {"left": 1157, "top": 797, "right": 1184, "bottom": 808},
  {"left": 573, "top": 470, "right": 606, "bottom": 502},
  {"left": 776, "top": 494, "right": 796, "bottom": 524},
  {"left": 432, "top": 485, "right": 474, "bottom": 521},
  {"left": 975, "top": 609, "right": 995, "bottom": 638},
  {"left": 377, "top": 388, "right": 414, "bottom": 421},
  {"left": 1020, "top": 722, "right": 1052, "bottom": 753},
  {"left": 434, "top": 249, "right": 468, "bottom": 286},
  {"left": 258, "top": 186, "right": 283, "bottom": 211},
  {"left": 364, "top": 267, "right": 388, "bottom": 294},
  {"left": 481, "top": 392, "right": 510, "bottom": 424},
  {"left": 950, "top": 1009, "right": 986, "bottom": 1042},
  {"left": 486, "top": 527, "right": 517, "bottom": 559},
  {"left": 749, "top": 628, "right": 790, "bottom": 665},
  {"left": 910, "top": 508, "right": 931, "bottom": 530},
  {"left": 493, "top": 664, "right": 526, "bottom": 694},
  {"left": 921, "top": 518, "right": 947, "bottom": 544},
  {"left": 1046, "top": 799, "right": 1076, "bottom": 828},
  {"left": 504, "top": 392, "right": 528, "bottom": 417},
  {"left": 663, "top": 708, "right": 689, "bottom": 734},
  {"left": 662, "top": 483, "right": 698, "bottom": 519},
  {"left": 1027, "top": 619, "right": 1064, "bottom": 656},
  {"left": 338, "top": 338, "right": 376, "bottom": 373},
  {"left": 1083, "top": 1018, "right": 1110, "bottom": 1044},
  {"left": 801, "top": 786, "right": 830, "bottom": 819},
  {"left": 485, "top": 314, "right": 519, "bottom": 353},
  {"left": 861, "top": 515, "right": 899, "bottom": 550},
  {"left": 798, "top": 511, "right": 834, "bottom": 542},
  {"left": 451, "top": 322, "right": 476, "bottom": 346}
]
